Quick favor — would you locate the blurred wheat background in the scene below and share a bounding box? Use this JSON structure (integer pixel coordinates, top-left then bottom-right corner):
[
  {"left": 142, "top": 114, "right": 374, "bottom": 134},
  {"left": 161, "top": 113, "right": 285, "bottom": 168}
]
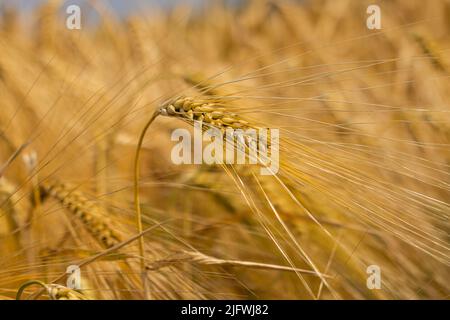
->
[{"left": 0, "top": 0, "right": 449, "bottom": 300}]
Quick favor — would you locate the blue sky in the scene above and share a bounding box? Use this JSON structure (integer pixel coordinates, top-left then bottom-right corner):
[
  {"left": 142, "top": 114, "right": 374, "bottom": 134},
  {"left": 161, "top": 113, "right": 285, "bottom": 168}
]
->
[{"left": 1, "top": 0, "right": 236, "bottom": 15}]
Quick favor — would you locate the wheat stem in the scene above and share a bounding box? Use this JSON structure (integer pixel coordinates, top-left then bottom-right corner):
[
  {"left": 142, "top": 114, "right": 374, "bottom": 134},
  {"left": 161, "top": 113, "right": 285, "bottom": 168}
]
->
[
  {"left": 133, "top": 110, "right": 160, "bottom": 299},
  {"left": 148, "top": 250, "right": 332, "bottom": 278},
  {"left": 16, "top": 280, "right": 48, "bottom": 300}
]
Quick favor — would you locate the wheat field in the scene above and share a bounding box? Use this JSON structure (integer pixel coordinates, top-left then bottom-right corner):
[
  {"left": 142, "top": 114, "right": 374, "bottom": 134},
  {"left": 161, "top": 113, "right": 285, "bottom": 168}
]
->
[{"left": 0, "top": 0, "right": 449, "bottom": 300}]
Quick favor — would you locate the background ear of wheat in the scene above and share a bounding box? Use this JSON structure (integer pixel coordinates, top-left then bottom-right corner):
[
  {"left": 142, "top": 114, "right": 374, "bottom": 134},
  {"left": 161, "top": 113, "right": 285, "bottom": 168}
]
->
[{"left": 0, "top": 0, "right": 449, "bottom": 300}]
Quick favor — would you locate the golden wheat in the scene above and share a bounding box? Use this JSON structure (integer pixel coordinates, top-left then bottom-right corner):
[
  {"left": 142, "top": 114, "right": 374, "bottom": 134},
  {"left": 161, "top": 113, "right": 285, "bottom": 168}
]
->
[
  {"left": 38, "top": 181, "right": 122, "bottom": 249},
  {"left": 16, "top": 280, "right": 88, "bottom": 300},
  {"left": 0, "top": 0, "right": 449, "bottom": 300}
]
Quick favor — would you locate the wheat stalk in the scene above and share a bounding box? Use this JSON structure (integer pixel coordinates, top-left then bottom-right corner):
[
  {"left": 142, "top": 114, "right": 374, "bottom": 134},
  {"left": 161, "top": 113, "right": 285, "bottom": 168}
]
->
[
  {"left": 147, "top": 250, "right": 331, "bottom": 278},
  {"left": 133, "top": 97, "right": 271, "bottom": 295}
]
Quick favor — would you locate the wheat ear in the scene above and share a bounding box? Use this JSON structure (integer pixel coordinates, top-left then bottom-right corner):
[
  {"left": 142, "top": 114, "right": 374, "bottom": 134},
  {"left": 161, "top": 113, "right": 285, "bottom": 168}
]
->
[
  {"left": 159, "top": 96, "right": 271, "bottom": 153},
  {"left": 160, "top": 96, "right": 255, "bottom": 130},
  {"left": 38, "top": 181, "right": 122, "bottom": 248},
  {"left": 413, "top": 33, "right": 448, "bottom": 71},
  {"left": 16, "top": 280, "right": 88, "bottom": 300}
]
